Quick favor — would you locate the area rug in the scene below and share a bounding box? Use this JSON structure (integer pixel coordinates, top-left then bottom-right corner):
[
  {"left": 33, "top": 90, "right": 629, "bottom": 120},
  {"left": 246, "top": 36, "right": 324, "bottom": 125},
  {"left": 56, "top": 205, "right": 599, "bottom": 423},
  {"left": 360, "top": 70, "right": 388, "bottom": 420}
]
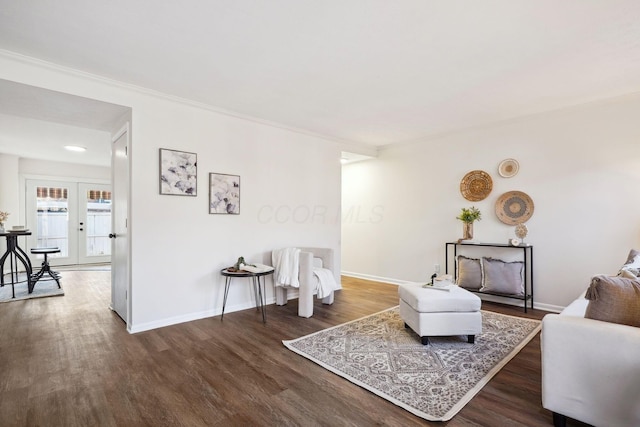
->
[
  {"left": 0, "top": 273, "right": 64, "bottom": 302},
  {"left": 283, "top": 307, "right": 541, "bottom": 421}
]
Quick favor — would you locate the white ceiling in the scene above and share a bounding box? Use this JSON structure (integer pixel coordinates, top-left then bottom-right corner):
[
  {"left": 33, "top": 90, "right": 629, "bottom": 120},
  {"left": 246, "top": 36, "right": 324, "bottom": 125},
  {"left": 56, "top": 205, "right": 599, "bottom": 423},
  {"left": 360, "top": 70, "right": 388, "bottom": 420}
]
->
[
  {"left": 0, "top": 80, "right": 129, "bottom": 166},
  {"left": 0, "top": 79, "right": 129, "bottom": 132},
  {"left": 1, "top": 1, "right": 640, "bottom": 152}
]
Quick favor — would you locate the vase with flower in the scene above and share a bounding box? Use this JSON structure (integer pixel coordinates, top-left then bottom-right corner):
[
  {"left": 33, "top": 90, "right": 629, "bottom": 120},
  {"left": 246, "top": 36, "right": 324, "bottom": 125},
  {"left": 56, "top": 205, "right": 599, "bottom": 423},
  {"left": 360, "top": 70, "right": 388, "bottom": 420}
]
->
[
  {"left": 0, "top": 211, "right": 9, "bottom": 232},
  {"left": 456, "top": 206, "right": 481, "bottom": 242}
]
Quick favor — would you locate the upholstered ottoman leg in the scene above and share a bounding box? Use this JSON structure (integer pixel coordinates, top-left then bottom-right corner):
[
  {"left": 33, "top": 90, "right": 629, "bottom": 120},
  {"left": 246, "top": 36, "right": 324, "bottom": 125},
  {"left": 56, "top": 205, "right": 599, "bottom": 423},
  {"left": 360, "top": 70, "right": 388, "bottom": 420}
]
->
[
  {"left": 552, "top": 412, "right": 567, "bottom": 427},
  {"left": 468, "top": 335, "right": 475, "bottom": 344},
  {"left": 421, "top": 336, "right": 430, "bottom": 345}
]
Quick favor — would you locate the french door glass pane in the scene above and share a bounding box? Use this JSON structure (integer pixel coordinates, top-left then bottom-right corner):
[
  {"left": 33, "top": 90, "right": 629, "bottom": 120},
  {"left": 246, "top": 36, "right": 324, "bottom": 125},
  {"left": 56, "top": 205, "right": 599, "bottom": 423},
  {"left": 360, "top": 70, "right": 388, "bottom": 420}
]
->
[
  {"left": 36, "top": 186, "right": 69, "bottom": 257},
  {"left": 86, "top": 189, "right": 112, "bottom": 257}
]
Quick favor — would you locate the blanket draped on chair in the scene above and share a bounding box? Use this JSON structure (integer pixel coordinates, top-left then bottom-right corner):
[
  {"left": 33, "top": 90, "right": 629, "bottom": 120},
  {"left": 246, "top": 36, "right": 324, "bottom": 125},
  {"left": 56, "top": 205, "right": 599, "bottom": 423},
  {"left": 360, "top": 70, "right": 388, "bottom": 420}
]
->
[
  {"left": 314, "top": 267, "right": 337, "bottom": 299},
  {"left": 272, "top": 247, "right": 301, "bottom": 288}
]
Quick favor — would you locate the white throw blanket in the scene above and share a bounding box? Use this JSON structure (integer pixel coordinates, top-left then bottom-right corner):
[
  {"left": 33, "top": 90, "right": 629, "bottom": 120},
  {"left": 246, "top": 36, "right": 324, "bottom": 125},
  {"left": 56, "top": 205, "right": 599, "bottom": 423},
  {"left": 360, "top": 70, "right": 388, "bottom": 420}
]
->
[
  {"left": 313, "top": 267, "right": 338, "bottom": 299},
  {"left": 272, "top": 247, "right": 300, "bottom": 288}
]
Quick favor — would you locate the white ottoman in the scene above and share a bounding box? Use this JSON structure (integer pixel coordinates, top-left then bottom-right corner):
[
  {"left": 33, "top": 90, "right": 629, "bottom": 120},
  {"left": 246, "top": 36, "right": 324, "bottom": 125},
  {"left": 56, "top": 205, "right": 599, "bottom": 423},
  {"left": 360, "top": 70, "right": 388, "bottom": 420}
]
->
[{"left": 398, "top": 282, "right": 482, "bottom": 345}]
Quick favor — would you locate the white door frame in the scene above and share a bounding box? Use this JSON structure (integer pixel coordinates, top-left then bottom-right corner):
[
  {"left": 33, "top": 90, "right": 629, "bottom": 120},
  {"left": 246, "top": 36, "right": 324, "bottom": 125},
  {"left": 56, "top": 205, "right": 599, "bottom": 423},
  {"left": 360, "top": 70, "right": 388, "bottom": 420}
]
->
[{"left": 23, "top": 176, "right": 110, "bottom": 266}]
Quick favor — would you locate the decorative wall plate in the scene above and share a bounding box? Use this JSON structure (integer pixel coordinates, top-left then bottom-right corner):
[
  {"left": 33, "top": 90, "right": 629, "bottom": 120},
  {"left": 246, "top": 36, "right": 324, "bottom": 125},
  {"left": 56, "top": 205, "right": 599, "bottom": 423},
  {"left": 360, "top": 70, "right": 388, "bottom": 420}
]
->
[
  {"left": 460, "top": 170, "right": 493, "bottom": 201},
  {"left": 495, "top": 191, "right": 534, "bottom": 225},
  {"left": 498, "top": 158, "right": 519, "bottom": 178},
  {"left": 515, "top": 223, "right": 529, "bottom": 239}
]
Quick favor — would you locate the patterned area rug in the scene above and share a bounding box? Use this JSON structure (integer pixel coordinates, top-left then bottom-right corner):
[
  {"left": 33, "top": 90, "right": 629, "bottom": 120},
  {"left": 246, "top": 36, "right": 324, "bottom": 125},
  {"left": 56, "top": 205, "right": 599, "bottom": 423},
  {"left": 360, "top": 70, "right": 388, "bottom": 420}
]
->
[
  {"left": 283, "top": 307, "right": 541, "bottom": 421},
  {"left": 0, "top": 272, "right": 64, "bottom": 302}
]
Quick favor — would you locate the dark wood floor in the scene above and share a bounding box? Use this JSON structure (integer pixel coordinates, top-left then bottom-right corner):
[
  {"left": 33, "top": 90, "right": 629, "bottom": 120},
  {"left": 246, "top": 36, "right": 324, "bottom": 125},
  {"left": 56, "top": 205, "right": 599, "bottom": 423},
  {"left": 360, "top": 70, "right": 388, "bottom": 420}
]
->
[{"left": 0, "top": 273, "right": 585, "bottom": 426}]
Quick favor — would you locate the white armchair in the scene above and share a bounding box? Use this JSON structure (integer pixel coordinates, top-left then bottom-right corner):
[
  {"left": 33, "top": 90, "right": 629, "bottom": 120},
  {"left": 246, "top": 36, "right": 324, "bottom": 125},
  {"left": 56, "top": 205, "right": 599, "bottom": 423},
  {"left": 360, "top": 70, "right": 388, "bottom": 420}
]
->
[
  {"left": 541, "top": 295, "right": 640, "bottom": 427},
  {"left": 274, "top": 247, "right": 337, "bottom": 318}
]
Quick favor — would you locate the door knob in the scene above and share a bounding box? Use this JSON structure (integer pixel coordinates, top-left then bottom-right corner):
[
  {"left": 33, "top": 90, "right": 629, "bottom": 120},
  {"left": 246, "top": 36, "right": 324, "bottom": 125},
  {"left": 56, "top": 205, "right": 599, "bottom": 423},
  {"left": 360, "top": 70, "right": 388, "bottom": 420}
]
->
[{"left": 109, "top": 233, "right": 117, "bottom": 239}]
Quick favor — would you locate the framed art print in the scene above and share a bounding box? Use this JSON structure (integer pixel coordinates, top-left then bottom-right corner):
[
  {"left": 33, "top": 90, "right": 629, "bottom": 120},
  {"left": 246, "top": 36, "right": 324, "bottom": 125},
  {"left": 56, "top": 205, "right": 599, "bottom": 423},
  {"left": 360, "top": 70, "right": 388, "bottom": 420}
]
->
[
  {"left": 159, "top": 148, "right": 197, "bottom": 196},
  {"left": 209, "top": 173, "right": 240, "bottom": 214}
]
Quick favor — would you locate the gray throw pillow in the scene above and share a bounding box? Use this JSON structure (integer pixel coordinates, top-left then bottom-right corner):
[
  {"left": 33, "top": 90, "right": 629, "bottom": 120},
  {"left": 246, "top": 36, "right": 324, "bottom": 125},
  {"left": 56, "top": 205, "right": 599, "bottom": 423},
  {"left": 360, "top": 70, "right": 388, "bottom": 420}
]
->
[
  {"left": 585, "top": 275, "right": 640, "bottom": 328},
  {"left": 456, "top": 255, "right": 482, "bottom": 289},
  {"left": 480, "top": 257, "right": 524, "bottom": 296}
]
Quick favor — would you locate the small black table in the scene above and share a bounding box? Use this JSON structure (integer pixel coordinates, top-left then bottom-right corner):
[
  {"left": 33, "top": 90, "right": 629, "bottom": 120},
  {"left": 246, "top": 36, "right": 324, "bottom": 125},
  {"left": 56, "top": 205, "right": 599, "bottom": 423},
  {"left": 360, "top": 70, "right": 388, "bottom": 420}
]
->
[
  {"left": 220, "top": 268, "right": 274, "bottom": 323},
  {"left": 0, "top": 230, "right": 34, "bottom": 297}
]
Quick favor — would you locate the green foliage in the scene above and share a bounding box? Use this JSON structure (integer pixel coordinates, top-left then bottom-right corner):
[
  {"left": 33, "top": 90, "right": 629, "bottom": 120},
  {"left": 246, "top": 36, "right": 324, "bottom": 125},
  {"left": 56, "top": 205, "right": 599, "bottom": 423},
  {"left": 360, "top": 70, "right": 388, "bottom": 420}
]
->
[
  {"left": 457, "top": 206, "right": 482, "bottom": 223},
  {"left": 234, "top": 256, "right": 255, "bottom": 269}
]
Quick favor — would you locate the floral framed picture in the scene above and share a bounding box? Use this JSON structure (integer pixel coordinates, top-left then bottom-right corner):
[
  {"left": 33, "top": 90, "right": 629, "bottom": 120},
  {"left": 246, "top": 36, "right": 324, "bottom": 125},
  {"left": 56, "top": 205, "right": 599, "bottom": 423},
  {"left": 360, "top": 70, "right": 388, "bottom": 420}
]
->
[
  {"left": 159, "top": 148, "right": 197, "bottom": 196},
  {"left": 209, "top": 173, "right": 240, "bottom": 214}
]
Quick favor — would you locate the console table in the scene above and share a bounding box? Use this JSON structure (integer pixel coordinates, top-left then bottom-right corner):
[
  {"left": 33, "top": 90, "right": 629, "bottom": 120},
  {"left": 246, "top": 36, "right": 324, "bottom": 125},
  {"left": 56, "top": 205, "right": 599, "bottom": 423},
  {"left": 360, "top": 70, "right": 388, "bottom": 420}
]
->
[{"left": 445, "top": 242, "right": 534, "bottom": 312}]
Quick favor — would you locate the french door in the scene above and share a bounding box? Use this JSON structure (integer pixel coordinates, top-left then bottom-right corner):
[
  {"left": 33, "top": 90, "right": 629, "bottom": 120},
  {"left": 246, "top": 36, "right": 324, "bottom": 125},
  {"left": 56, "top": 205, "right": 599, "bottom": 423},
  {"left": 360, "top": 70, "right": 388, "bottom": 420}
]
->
[{"left": 25, "top": 179, "right": 112, "bottom": 266}]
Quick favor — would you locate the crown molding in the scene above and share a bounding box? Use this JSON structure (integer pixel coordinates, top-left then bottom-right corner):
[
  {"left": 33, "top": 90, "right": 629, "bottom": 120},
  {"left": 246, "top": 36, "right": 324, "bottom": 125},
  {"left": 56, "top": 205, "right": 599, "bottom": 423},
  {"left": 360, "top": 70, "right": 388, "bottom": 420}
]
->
[{"left": 0, "top": 49, "right": 369, "bottom": 149}]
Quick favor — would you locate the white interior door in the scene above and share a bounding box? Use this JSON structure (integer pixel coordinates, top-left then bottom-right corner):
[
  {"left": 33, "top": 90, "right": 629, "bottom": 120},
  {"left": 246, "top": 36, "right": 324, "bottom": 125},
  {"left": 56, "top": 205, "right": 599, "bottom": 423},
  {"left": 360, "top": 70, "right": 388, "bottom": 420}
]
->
[
  {"left": 25, "top": 179, "right": 111, "bottom": 266},
  {"left": 111, "top": 125, "right": 129, "bottom": 323}
]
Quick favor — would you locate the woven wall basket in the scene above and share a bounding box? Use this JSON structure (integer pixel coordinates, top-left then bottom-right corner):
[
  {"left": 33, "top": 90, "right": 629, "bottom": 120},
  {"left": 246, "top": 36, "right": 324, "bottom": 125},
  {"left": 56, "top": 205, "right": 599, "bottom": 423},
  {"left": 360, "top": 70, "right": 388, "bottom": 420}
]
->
[
  {"left": 495, "top": 190, "right": 534, "bottom": 225},
  {"left": 460, "top": 170, "right": 493, "bottom": 201}
]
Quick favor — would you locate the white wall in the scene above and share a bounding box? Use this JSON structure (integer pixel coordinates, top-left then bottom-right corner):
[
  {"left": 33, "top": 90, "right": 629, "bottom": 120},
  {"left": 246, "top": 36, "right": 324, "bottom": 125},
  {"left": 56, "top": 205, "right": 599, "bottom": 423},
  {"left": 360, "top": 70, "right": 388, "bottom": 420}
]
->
[
  {"left": 130, "top": 100, "right": 342, "bottom": 331},
  {"left": 343, "top": 94, "right": 640, "bottom": 311},
  {"left": 0, "top": 154, "right": 20, "bottom": 228},
  {"left": 0, "top": 154, "right": 20, "bottom": 253},
  {"left": 19, "top": 158, "right": 110, "bottom": 181},
  {"left": 0, "top": 53, "right": 342, "bottom": 332}
]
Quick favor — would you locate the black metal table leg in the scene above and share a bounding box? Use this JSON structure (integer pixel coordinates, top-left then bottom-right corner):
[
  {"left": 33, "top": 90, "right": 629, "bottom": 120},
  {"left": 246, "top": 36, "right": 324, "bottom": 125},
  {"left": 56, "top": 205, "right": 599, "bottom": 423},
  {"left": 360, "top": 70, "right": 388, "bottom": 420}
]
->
[
  {"left": 0, "top": 242, "right": 10, "bottom": 287},
  {"left": 251, "top": 276, "right": 260, "bottom": 312},
  {"left": 15, "top": 243, "right": 33, "bottom": 292},
  {"left": 1, "top": 232, "right": 34, "bottom": 298},
  {"left": 255, "top": 275, "right": 266, "bottom": 324},
  {"left": 221, "top": 276, "right": 231, "bottom": 321}
]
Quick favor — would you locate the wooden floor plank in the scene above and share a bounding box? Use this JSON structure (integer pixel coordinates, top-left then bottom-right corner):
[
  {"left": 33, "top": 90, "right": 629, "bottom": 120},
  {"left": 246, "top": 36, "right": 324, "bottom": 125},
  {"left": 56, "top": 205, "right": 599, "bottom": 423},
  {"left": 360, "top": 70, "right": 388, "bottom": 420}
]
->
[{"left": 0, "top": 272, "right": 591, "bottom": 426}]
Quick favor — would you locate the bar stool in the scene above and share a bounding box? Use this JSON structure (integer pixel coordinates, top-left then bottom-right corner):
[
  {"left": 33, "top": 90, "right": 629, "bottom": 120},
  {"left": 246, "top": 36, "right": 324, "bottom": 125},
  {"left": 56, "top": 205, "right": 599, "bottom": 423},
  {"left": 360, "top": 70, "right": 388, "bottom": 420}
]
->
[{"left": 30, "top": 247, "right": 62, "bottom": 290}]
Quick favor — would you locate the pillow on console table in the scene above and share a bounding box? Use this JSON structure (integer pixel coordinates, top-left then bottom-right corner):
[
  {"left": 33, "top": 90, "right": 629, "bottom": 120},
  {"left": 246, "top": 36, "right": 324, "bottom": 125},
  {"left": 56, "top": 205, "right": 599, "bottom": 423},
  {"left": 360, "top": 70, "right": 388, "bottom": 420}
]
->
[
  {"left": 456, "top": 255, "right": 482, "bottom": 289},
  {"left": 618, "top": 249, "right": 640, "bottom": 279},
  {"left": 585, "top": 275, "right": 640, "bottom": 328},
  {"left": 479, "top": 257, "right": 524, "bottom": 296}
]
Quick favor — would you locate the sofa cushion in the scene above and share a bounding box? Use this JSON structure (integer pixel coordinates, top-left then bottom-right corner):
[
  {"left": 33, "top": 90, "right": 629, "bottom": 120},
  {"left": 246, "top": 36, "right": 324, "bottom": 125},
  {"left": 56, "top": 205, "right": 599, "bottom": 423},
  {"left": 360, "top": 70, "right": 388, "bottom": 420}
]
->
[
  {"left": 456, "top": 255, "right": 482, "bottom": 289},
  {"left": 619, "top": 248, "right": 640, "bottom": 278},
  {"left": 585, "top": 275, "right": 640, "bottom": 328},
  {"left": 480, "top": 257, "right": 524, "bottom": 296}
]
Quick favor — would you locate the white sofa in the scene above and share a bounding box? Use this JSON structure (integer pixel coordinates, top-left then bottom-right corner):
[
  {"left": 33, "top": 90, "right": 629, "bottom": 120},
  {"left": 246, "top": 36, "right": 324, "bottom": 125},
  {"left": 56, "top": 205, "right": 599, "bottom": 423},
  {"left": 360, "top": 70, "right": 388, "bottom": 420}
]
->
[
  {"left": 274, "top": 247, "right": 336, "bottom": 318},
  {"left": 541, "top": 293, "right": 640, "bottom": 427}
]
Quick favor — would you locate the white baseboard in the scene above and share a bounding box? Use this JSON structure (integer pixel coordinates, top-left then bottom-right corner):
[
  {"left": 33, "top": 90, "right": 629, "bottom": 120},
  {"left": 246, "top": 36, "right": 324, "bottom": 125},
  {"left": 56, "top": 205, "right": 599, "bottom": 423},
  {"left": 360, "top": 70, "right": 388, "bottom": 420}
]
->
[
  {"left": 127, "top": 285, "right": 346, "bottom": 333},
  {"left": 341, "top": 270, "right": 566, "bottom": 313},
  {"left": 533, "top": 302, "right": 563, "bottom": 313},
  {"left": 341, "top": 270, "right": 405, "bottom": 286},
  {"left": 128, "top": 297, "right": 278, "bottom": 334}
]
